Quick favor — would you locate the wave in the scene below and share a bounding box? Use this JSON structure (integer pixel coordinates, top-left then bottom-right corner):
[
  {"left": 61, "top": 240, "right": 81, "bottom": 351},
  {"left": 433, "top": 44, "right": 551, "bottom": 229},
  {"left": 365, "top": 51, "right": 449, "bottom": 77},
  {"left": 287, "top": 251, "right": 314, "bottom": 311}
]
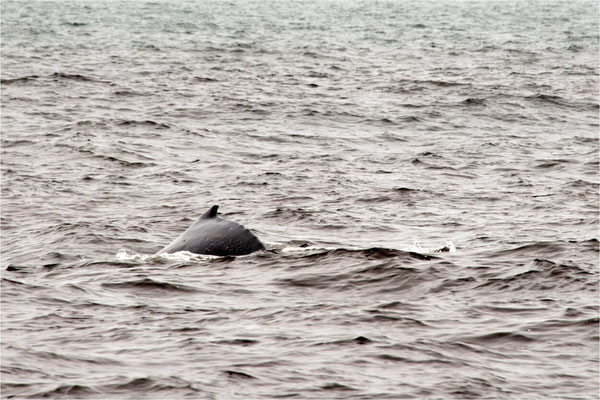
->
[
  {"left": 28, "top": 376, "right": 203, "bottom": 398},
  {"left": 104, "top": 376, "right": 197, "bottom": 391},
  {"left": 376, "top": 353, "right": 455, "bottom": 365},
  {"left": 275, "top": 255, "right": 433, "bottom": 292},
  {"left": 404, "top": 79, "right": 470, "bottom": 88},
  {"left": 115, "top": 119, "right": 171, "bottom": 129},
  {"left": 1, "top": 75, "right": 40, "bottom": 85},
  {"left": 461, "top": 97, "right": 487, "bottom": 106},
  {"left": 488, "top": 240, "right": 598, "bottom": 259},
  {"left": 223, "top": 370, "right": 257, "bottom": 380},
  {"left": 524, "top": 316, "right": 599, "bottom": 332},
  {"left": 1, "top": 139, "right": 35, "bottom": 148},
  {"left": 279, "top": 247, "right": 438, "bottom": 261},
  {"left": 50, "top": 72, "right": 99, "bottom": 82},
  {"left": 453, "top": 331, "right": 536, "bottom": 345},
  {"left": 475, "top": 258, "right": 596, "bottom": 292},
  {"left": 101, "top": 278, "right": 200, "bottom": 293},
  {"left": 12, "top": 347, "right": 121, "bottom": 365},
  {"left": 525, "top": 93, "right": 597, "bottom": 109},
  {"left": 213, "top": 338, "right": 260, "bottom": 346},
  {"left": 31, "top": 384, "right": 100, "bottom": 398},
  {"left": 487, "top": 241, "right": 567, "bottom": 258},
  {"left": 313, "top": 336, "right": 373, "bottom": 346},
  {"left": 1, "top": 277, "right": 46, "bottom": 289},
  {"left": 320, "top": 382, "right": 358, "bottom": 391},
  {"left": 61, "top": 21, "right": 87, "bottom": 27},
  {"left": 193, "top": 76, "right": 218, "bottom": 82},
  {"left": 1, "top": 72, "right": 109, "bottom": 85}
]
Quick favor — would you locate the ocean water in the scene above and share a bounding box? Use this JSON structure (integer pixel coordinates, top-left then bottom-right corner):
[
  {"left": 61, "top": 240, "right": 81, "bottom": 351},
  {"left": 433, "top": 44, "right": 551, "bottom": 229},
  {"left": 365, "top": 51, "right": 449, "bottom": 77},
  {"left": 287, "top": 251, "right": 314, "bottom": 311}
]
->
[{"left": 1, "top": 1, "right": 599, "bottom": 398}]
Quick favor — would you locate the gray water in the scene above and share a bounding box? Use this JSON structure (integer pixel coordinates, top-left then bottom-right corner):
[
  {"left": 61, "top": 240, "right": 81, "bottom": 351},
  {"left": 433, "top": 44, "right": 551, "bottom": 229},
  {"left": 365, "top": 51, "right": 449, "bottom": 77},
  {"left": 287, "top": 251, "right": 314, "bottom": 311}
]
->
[{"left": 1, "top": 1, "right": 599, "bottom": 399}]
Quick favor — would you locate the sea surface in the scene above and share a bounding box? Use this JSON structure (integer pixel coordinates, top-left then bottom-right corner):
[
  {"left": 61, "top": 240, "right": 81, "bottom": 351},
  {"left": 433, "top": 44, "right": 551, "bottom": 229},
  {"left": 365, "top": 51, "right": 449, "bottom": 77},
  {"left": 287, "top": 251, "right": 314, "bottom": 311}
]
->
[{"left": 1, "top": 1, "right": 599, "bottom": 399}]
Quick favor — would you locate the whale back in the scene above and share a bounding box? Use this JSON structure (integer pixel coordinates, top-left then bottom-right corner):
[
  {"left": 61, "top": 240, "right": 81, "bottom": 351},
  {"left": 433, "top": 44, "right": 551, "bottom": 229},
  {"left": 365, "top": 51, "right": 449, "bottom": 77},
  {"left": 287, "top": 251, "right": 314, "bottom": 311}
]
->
[{"left": 158, "top": 205, "right": 265, "bottom": 256}]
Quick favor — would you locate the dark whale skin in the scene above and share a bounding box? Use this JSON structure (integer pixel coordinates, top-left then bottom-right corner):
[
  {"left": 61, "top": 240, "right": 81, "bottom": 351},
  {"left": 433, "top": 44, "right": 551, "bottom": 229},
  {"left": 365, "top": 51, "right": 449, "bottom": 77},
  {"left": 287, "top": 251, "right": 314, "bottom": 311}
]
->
[{"left": 158, "top": 205, "right": 266, "bottom": 256}]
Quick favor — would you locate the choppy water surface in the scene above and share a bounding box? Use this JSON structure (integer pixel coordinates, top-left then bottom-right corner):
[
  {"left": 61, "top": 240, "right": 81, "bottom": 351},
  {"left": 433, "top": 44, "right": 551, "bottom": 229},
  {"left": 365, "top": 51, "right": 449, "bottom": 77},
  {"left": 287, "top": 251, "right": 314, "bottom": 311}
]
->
[{"left": 1, "top": 1, "right": 599, "bottom": 398}]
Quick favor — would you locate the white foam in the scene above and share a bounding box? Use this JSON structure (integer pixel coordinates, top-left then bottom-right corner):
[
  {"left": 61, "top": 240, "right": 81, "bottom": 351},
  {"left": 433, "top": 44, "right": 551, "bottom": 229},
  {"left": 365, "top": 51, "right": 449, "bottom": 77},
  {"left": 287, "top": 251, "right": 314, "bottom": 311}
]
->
[
  {"left": 115, "top": 249, "right": 219, "bottom": 263},
  {"left": 410, "top": 240, "right": 456, "bottom": 254},
  {"left": 279, "top": 245, "right": 336, "bottom": 253}
]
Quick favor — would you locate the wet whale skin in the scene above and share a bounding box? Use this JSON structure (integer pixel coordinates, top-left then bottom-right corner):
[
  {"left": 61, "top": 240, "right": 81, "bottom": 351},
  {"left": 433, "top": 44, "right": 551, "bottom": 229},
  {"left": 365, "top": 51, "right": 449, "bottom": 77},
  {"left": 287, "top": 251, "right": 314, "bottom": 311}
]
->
[{"left": 158, "top": 205, "right": 265, "bottom": 256}]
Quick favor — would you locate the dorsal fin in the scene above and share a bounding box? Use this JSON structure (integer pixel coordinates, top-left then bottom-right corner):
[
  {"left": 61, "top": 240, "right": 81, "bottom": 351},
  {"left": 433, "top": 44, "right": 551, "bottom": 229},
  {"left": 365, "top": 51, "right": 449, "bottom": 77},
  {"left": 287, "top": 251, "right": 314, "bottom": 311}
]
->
[{"left": 201, "top": 205, "right": 219, "bottom": 219}]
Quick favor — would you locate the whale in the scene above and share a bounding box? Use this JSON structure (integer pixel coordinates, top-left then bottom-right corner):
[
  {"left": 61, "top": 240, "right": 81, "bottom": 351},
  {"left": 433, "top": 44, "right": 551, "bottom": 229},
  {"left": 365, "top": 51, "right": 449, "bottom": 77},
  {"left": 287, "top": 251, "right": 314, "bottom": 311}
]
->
[{"left": 158, "top": 205, "right": 266, "bottom": 256}]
